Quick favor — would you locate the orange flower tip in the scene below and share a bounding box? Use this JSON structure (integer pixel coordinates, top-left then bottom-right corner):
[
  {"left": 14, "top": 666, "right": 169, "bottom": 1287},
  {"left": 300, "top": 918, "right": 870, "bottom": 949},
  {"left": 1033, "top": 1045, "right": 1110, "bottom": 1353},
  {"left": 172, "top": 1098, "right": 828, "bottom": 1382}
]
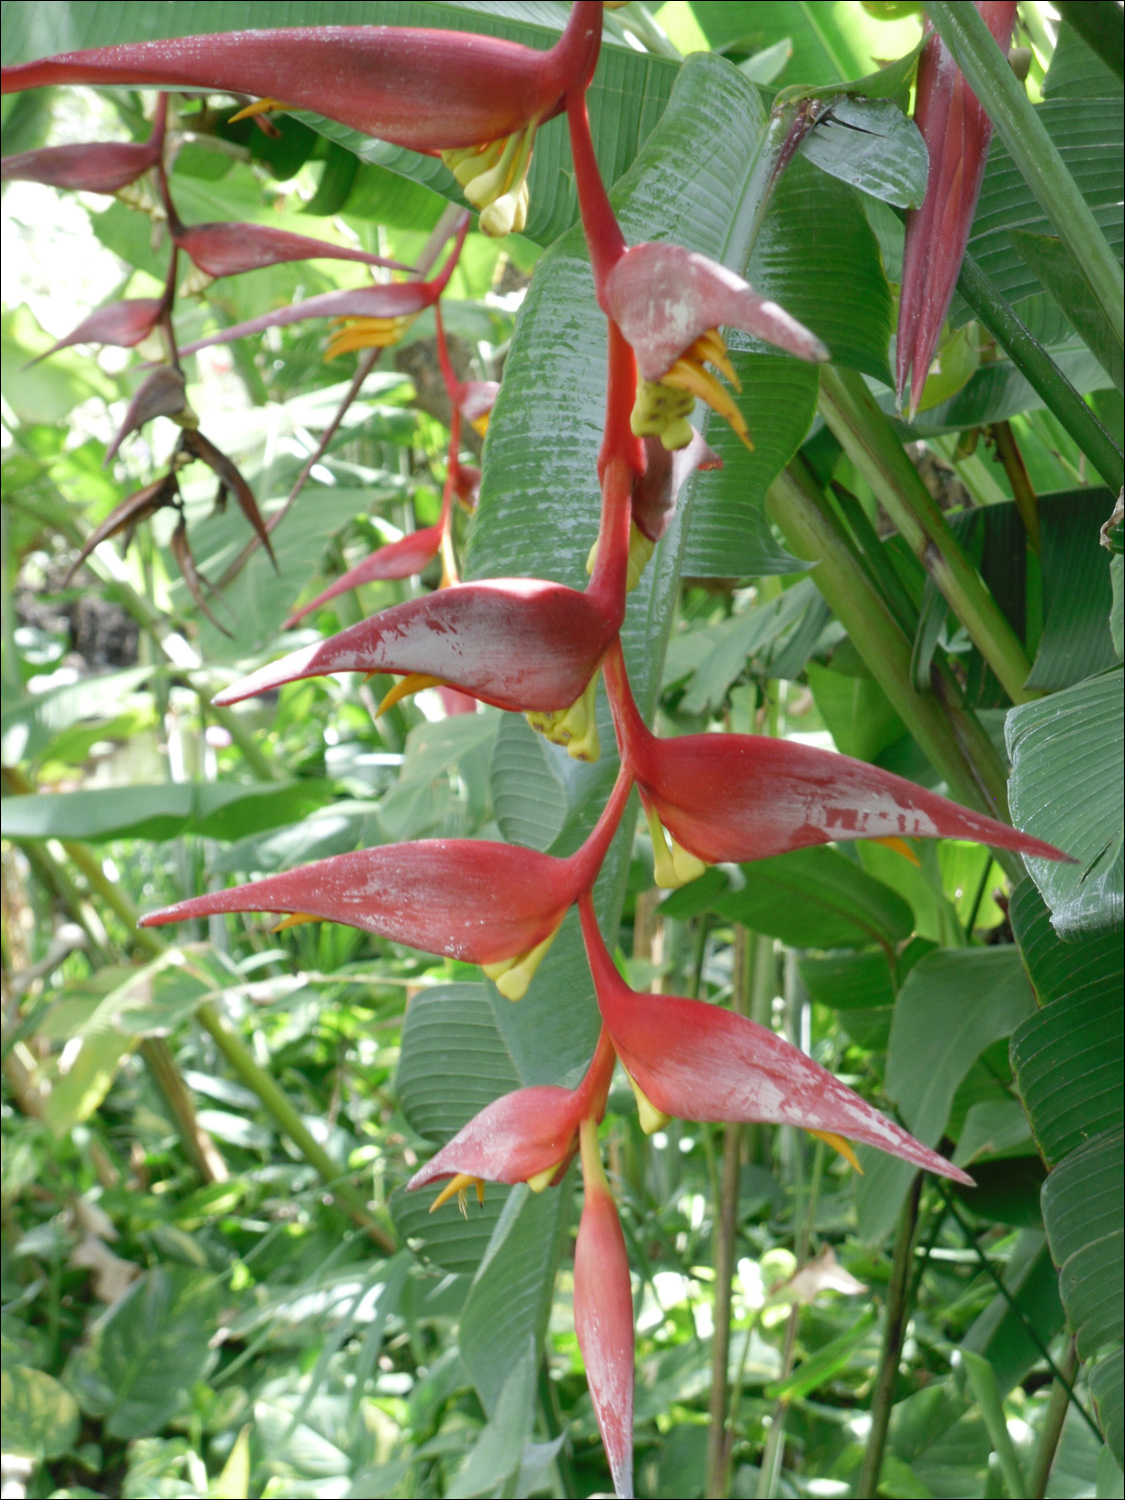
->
[
  {"left": 441, "top": 122, "right": 537, "bottom": 237},
  {"left": 525, "top": 673, "right": 601, "bottom": 762},
  {"left": 626, "top": 1074, "right": 671, "bottom": 1136},
  {"left": 809, "top": 1130, "right": 863, "bottom": 1174},
  {"left": 469, "top": 412, "right": 490, "bottom": 438},
  {"left": 429, "top": 1173, "right": 486, "bottom": 1214},
  {"left": 325, "top": 315, "right": 415, "bottom": 360},
  {"left": 229, "top": 97, "right": 289, "bottom": 123},
  {"left": 376, "top": 673, "right": 447, "bottom": 717},
  {"left": 873, "top": 836, "right": 922, "bottom": 867},
  {"left": 272, "top": 912, "right": 320, "bottom": 933},
  {"left": 481, "top": 924, "right": 562, "bottom": 1001}
]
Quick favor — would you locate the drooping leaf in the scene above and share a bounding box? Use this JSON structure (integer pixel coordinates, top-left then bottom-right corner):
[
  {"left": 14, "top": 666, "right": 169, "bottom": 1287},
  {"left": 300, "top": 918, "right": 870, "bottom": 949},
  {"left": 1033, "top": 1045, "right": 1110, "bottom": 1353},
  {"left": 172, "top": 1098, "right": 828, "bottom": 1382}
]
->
[{"left": 1006, "top": 669, "right": 1124, "bottom": 938}]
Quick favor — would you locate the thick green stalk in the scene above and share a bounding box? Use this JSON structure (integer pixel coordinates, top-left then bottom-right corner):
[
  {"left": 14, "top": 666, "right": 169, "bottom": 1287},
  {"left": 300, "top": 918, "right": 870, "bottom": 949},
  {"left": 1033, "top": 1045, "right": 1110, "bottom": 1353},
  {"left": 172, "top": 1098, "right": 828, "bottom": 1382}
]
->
[
  {"left": 1027, "top": 1338, "right": 1078, "bottom": 1498},
  {"left": 924, "top": 1, "right": 1125, "bottom": 345},
  {"left": 853, "top": 1175, "right": 923, "bottom": 1499},
  {"left": 958, "top": 251, "right": 1124, "bottom": 495},
  {"left": 818, "top": 365, "right": 1037, "bottom": 704},
  {"left": 766, "top": 465, "right": 1022, "bottom": 874}
]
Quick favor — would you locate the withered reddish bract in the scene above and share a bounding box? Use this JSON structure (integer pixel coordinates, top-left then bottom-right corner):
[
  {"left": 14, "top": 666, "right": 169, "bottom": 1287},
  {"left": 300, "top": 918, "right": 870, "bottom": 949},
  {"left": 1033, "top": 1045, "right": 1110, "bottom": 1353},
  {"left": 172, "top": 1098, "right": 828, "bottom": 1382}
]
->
[{"left": 897, "top": 2, "right": 1019, "bottom": 416}]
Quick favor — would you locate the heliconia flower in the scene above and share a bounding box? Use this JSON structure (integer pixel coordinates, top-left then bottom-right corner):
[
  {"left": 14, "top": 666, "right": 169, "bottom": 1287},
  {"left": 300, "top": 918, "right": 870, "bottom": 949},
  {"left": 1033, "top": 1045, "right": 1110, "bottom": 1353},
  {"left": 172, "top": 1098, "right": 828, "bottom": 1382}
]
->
[
  {"left": 31, "top": 298, "right": 164, "bottom": 364},
  {"left": 406, "top": 1027, "right": 616, "bottom": 1208},
  {"left": 602, "top": 640, "right": 1072, "bottom": 885},
  {"left": 0, "top": 92, "right": 167, "bottom": 194},
  {"left": 139, "top": 766, "right": 633, "bottom": 1001},
  {"left": 212, "top": 439, "right": 634, "bottom": 755},
  {"left": 579, "top": 892, "right": 974, "bottom": 1186},
  {"left": 104, "top": 365, "right": 194, "bottom": 466},
  {"left": 1, "top": 3, "right": 603, "bottom": 236},
  {"left": 575, "top": 1115, "right": 635, "bottom": 1500},
  {"left": 171, "top": 220, "right": 411, "bottom": 287},
  {"left": 897, "top": 2, "right": 1019, "bottom": 418},
  {"left": 603, "top": 242, "right": 829, "bottom": 452},
  {"left": 177, "top": 218, "right": 468, "bottom": 357}
]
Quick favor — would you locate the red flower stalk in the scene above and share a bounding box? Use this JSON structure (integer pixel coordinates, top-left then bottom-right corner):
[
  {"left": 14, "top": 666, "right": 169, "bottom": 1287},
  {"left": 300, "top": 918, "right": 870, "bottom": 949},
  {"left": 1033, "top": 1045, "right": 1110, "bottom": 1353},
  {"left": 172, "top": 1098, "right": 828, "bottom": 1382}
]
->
[
  {"left": 897, "top": 2, "right": 1019, "bottom": 418},
  {"left": 0, "top": 92, "right": 167, "bottom": 194},
  {"left": 177, "top": 218, "right": 468, "bottom": 356},
  {"left": 603, "top": 640, "right": 1071, "bottom": 885},
  {"left": 579, "top": 893, "right": 973, "bottom": 1185},
  {"left": 434, "top": 304, "right": 499, "bottom": 438},
  {"left": 575, "top": 1115, "right": 635, "bottom": 1500},
  {"left": 2, "top": 4, "right": 603, "bottom": 235},
  {"left": 407, "top": 1027, "right": 616, "bottom": 1207},
  {"left": 139, "top": 765, "right": 633, "bottom": 1001}
]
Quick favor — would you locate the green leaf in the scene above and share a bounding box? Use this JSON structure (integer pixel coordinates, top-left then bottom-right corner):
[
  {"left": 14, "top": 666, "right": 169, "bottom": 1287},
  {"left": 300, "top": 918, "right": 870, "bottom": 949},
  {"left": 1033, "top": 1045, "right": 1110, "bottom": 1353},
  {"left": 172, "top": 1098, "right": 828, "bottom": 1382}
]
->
[
  {"left": 1043, "top": 1128, "right": 1123, "bottom": 1359},
  {"left": 41, "top": 1028, "right": 134, "bottom": 1138},
  {"left": 65, "top": 1266, "right": 218, "bottom": 1439},
  {"left": 447, "top": 1338, "right": 535, "bottom": 1497},
  {"left": 765, "top": 1308, "right": 877, "bottom": 1401},
  {"left": 806, "top": 662, "right": 907, "bottom": 760},
  {"left": 1010, "top": 231, "right": 1124, "bottom": 392},
  {"left": 489, "top": 714, "right": 569, "bottom": 853},
  {"left": 961, "top": 1233, "right": 1066, "bottom": 1394},
  {"left": 1045, "top": 18, "right": 1125, "bottom": 99},
  {"left": 711, "top": 846, "right": 915, "bottom": 951},
  {"left": 0, "top": 779, "right": 330, "bottom": 844},
  {"left": 966, "top": 98, "right": 1124, "bottom": 314},
  {"left": 1054, "top": 2, "right": 1125, "bottom": 86},
  {"left": 857, "top": 947, "right": 1035, "bottom": 1241},
  {"left": 0, "top": 1365, "right": 80, "bottom": 1459},
  {"left": 0, "top": 664, "right": 155, "bottom": 766},
  {"left": 745, "top": 156, "right": 894, "bottom": 383},
  {"left": 1027, "top": 488, "right": 1119, "bottom": 691},
  {"left": 1006, "top": 669, "right": 1124, "bottom": 938},
  {"left": 798, "top": 96, "right": 928, "bottom": 209},
  {"left": 691, "top": 2, "right": 869, "bottom": 89}
]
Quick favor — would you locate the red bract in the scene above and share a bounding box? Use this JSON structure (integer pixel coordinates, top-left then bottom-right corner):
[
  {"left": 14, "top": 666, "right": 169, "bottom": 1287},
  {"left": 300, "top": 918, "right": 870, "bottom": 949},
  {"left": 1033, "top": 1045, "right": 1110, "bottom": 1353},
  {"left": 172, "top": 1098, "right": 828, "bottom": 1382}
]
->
[
  {"left": 0, "top": 93, "right": 167, "bottom": 193},
  {"left": 407, "top": 1029, "right": 615, "bottom": 1203},
  {"left": 579, "top": 894, "right": 973, "bottom": 1184},
  {"left": 603, "top": 640, "right": 1072, "bottom": 878},
  {"left": 897, "top": 2, "right": 1019, "bottom": 418},
  {"left": 282, "top": 525, "right": 444, "bottom": 629},
  {"left": 172, "top": 221, "right": 411, "bottom": 282},
  {"left": 178, "top": 220, "right": 467, "bottom": 356},
  {"left": 435, "top": 304, "right": 498, "bottom": 436},
  {"left": 214, "top": 440, "right": 633, "bottom": 727},
  {"left": 33, "top": 298, "right": 164, "bottom": 363},
  {"left": 140, "top": 768, "right": 632, "bottom": 1001},
  {"left": 604, "top": 241, "right": 829, "bottom": 451},
  {"left": 575, "top": 1116, "right": 635, "bottom": 1500},
  {"left": 2, "top": 4, "right": 602, "bottom": 235}
]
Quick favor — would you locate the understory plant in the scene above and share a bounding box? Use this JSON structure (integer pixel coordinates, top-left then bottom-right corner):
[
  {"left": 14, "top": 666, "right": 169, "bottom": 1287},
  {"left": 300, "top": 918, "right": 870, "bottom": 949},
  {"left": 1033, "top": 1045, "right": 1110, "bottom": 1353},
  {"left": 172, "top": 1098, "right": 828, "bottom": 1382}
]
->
[{"left": 1, "top": 3, "right": 1122, "bottom": 1498}]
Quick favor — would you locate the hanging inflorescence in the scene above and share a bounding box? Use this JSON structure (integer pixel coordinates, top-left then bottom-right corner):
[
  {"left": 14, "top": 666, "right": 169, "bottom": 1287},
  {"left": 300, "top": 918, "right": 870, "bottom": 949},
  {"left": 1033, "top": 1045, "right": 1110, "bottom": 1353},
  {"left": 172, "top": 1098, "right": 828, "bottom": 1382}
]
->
[{"left": 2, "top": 5, "right": 1065, "bottom": 1491}]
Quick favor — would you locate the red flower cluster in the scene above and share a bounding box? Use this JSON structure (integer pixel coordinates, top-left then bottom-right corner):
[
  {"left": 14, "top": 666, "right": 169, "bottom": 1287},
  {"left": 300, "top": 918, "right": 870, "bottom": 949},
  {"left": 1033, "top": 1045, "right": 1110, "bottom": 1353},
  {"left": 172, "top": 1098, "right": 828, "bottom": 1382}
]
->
[{"left": 5, "top": 10, "right": 1068, "bottom": 1493}]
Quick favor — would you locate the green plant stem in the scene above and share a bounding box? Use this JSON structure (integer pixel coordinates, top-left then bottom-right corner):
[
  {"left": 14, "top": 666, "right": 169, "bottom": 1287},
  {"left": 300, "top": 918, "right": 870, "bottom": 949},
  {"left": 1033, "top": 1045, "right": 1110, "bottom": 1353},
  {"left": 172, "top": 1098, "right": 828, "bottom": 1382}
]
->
[
  {"left": 924, "top": 1, "right": 1125, "bottom": 346},
  {"left": 853, "top": 1174, "right": 923, "bottom": 1499},
  {"left": 962, "top": 1347, "right": 1027, "bottom": 1498},
  {"left": 990, "top": 422, "right": 1041, "bottom": 551},
  {"left": 766, "top": 464, "right": 1024, "bottom": 884},
  {"left": 818, "top": 365, "right": 1037, "bottom": 704},
  {"left": 756, "top": 1310, "right": 799, "bottom": 1500},
  {"left": 1027, "top": 1337, "right": 1079, "bottom": 1499},
  {"left": 194, "top": 1000, "right": 395, "bottom": 1253},
  {"left": 957, "top": 252, "right": 1124, "bottom": 495},
  {"left": 706, "top": 926, "right": 752, "bottom": 1500}
]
